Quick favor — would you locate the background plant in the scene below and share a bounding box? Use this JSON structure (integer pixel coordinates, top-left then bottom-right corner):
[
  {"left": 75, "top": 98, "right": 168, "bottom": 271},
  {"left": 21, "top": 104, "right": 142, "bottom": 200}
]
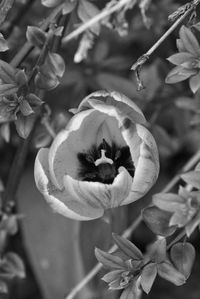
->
[{"left": 0, "top": 0, "right": 200, "bottom": 299}]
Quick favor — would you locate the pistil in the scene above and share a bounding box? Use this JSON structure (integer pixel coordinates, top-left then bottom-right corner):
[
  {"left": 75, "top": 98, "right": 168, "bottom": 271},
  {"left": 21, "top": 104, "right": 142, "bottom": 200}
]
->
[{"left": 94, "top": 149, "right": 113, "bottom": 166}]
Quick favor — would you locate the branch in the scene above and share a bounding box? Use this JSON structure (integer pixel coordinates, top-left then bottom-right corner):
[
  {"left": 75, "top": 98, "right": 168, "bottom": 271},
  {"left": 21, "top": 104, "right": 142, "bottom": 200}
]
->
[
  {"left": 62, "top": 0, "right": 137, "bottom": 45},
  {"left": 65, "top": 149, "right": 200, "bottom": 299},
  {"left": 131, "top": 0, "right": 200, "bottom": 89}
]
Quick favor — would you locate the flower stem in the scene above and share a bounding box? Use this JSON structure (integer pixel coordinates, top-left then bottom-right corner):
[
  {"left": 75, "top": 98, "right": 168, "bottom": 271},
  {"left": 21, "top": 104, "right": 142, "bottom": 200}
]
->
[{"left": 65, "top": 149, "right": 200, "bottom": 299}]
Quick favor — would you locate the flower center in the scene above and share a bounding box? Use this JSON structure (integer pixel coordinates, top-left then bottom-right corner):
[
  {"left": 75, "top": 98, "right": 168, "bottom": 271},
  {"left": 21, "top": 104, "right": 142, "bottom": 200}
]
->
[{"left": 77, "top": 139, "right": 135, "bottom": 184}]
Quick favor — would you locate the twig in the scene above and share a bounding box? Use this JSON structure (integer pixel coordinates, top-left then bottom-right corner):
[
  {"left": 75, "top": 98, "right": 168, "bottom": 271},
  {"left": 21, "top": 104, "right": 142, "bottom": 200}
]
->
[
  {"left": 65, "top": 149, "right": 200, "bottom": 299},
  {"left": 62, "top": 0, "right": 136, "bottom": 45},
  {"left": 131, "top": 0, "right": 200, "bottom": 89}
]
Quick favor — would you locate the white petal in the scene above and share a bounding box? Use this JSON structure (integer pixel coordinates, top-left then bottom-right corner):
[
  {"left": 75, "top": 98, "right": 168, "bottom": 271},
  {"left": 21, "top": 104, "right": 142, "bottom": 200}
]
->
[
  {"left": 49, "top": 109, "right": 127, "bottom": 188},
  {"left": 76, "top": 90, "right": 146, "bottom": 125},
  {"left": 63, "top": 166, "right": 132, "bottom": 209},
  {"left": 123, "top": 124, "right": 159, "bottom": 204},
  {"left": 34, "top": 148, "right": 103, "bottom": 220}
]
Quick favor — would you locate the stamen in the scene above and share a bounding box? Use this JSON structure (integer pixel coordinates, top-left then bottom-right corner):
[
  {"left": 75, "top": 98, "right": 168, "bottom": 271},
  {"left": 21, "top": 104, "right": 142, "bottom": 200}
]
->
[{"left": 94, "top": 149, "right": 113, "bottom": 166}]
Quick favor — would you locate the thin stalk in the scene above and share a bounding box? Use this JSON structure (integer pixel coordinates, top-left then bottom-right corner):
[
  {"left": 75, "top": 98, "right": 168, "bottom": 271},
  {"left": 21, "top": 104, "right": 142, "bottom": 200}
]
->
[{"left": 62, "top": 0, "right": 136, "bottom": 45}]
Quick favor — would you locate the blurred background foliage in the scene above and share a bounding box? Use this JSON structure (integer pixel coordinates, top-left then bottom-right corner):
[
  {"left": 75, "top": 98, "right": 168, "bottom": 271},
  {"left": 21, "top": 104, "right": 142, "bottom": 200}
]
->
[{"left": 0, "top": 0, "right": 200, "bottom": 299}]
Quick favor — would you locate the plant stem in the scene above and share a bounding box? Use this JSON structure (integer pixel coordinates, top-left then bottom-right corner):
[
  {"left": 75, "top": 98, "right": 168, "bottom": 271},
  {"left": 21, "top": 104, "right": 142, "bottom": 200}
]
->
[
  {"left": 131, "top": 0, "right": 200, "bottom": 72},
  {"left": 65, "top": 149, "right": 200, "bottom": 299},
  {"left": 62, "top": 0, "right": 137, "bottom": 45}
]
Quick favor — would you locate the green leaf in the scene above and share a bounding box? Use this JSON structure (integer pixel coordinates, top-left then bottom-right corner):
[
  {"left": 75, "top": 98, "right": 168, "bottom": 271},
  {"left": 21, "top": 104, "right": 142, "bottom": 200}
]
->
[
  {"left": 170, "top": 242, "right": 195, "bottom": 279},
  {"left": 181, "top": 170, "right": 200, "bottom": 189},
  {"left": 15, "top": 114, "right": 35, "bottom": 139},
  {"left": 26, "top": 26, "right": 47, "bottom": 48},
  {"left": 0, "top": 60, "right": 17, "bottom": 84},
  {"left": 0, "top": 83, "right": 18, "bottom": 96},
  {"left": 0, "top": 33, "right": 8, "bottom": 52},
  {"left": 142, "top": 206, "right": 177, "bottom": 237},
  {"left": 167, "top": 52, "right": 194, "bottom": 66},
  {"left": 165, "top": 66, "right": 197, "bottom": 84},
  {"left": 179, "top": 25, "right": 200, "bottom": 56},
  {"left": 189, "top": 73, "right": 200, "bottom": 93},
  {"left": 157, "top": 261, "right": 186, "bottom": 286},
  {"left": 112, "top": 234, "right": 143, "bottom": 260},
  {"left": 141, "top": 263, "right": 157, "bottom": 294},
  {"left": 95, "top": 248, "right": 125, "bottom": 269}
]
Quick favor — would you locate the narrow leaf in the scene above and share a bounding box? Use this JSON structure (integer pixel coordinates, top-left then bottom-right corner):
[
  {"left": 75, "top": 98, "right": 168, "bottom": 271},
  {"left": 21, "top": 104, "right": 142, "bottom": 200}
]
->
[
  {"left": 95, "top": 248, "right": 125, "bottom": 269},
  {"left": 167, "top": 52, "right": 194, "bottom": 66},
  {"left": 112, "top": 234, "right": 143, "bottom": 260},
  {"left": 179, "top": 25, "right": 200, "bottom": 56}
]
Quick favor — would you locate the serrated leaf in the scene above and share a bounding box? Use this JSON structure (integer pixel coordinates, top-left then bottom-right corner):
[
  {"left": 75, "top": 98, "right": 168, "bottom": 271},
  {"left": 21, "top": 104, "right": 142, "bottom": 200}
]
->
[
  {"left": 0, "top": 33, "right": 8, "bottom": 52},
  {"left": 167, "top": 52, "right": 194, "bottom": 66},
  {"left": 15, "top": 114, "right": 35, "bottom": 139},
  {"left": 26, "top": 26, "right": 46, "bottom": 48},
  {"left": 170, "top": 242, "right": 195, "bottom": 279},
  {"left": 179, "top": 25, "right": 200, "bottom": 56},
  {"left": 0, "top": 60, "right": 17, "bottom": 84},
  {"left": 112, "top": 234, "right": 143, "bottom": 260},
  {"left": 19, "top": 99, "right": 34, "bottom": 116},
  {"left": 141, "top": 263, "right": 157, "bottom": 294},
  {"left": 181, "top": 171, "right": 200, "bottom": 189},
  {"left": 165, "top": 66, "right": 197, "bottom": 84},
  {"left": 47, "top": 52, "right": 65, "bottom": 77},
  {"left": 189, "top": 73, "right": 200, "bottom": 93},
  {"left": 142, "top": 206, "right": 177, "bottom": 237},
  {"left": 0, "top": 83, "right": 18, "bottom": 96},
  {"left": 95, "top": 248, "right": 125, "bottom": 269},
  {"left": 157, "top": 261, "right": 186, "bottom": 286}
]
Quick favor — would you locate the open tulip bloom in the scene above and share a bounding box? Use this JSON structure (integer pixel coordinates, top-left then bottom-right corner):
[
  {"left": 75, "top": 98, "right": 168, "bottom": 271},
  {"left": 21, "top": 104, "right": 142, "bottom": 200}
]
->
[{"left": 34, "top": 91, "right": 159, "bottom": 220}]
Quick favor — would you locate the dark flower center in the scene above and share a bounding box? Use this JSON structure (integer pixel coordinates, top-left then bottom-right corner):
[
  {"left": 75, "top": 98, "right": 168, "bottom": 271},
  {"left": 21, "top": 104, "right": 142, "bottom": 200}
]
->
[{"left": 77, "top": 139, "right": 135, "bottom": 184}]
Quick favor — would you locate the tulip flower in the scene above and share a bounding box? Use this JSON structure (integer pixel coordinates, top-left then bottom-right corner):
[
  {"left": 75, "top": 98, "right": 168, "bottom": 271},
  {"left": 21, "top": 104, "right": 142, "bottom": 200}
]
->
[{"left": 34, "top": 91, "right": 159, "bottom": 220}]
